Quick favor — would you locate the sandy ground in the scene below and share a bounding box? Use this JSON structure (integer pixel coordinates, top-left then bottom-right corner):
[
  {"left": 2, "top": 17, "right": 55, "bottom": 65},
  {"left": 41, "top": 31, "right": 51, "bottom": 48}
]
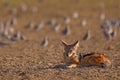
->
[{"left": 0, "top": 0, "right": 120, "bottom": 80}]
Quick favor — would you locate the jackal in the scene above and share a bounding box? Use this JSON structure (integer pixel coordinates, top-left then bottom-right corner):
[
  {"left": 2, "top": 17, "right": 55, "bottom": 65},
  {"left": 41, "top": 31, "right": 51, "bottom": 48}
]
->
[{"left": 61, "top": 40, "right": 111, "bottom": 68}]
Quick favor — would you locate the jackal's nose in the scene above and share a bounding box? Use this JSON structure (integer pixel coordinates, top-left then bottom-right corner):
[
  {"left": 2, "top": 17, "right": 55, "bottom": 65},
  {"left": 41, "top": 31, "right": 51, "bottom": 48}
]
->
[
  {"left": 101, "top": 62, "right": 111, "bottom": 68},
  {"left": 66, "top": 54, "right": 68, "bottom": 57}
]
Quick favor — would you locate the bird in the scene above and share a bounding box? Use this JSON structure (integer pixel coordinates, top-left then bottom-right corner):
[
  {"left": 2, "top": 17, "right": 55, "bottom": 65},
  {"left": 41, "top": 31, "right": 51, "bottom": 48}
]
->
[
  {"left": 31, "top": 6, "right": 38, "bottom": 13},
  {"left": 26, "top": 21, "right": 34, "bottom": 29},
  {"left": 83, "top": 30, "right": 91, "bottom": 40},
  {"left": 104, "top": 30, "right": 112, "bottom": 40},
  {"left": 62, "top": 25, "right": 71, "bottom": 35},
  {"left": 1, "top": 29, "right": 10, "bottom": 39},
  {"left": 19, "top": 3, "right": 27, "bottom": 12},
  {"left": 103, "top": 27, "right": 116, "bottom": 40},
  {"left": 100, "top": 13, "right": 105, "bottom": 20},
  {"left": 10, "top": 17, "right": 17, "bottom": 26},
  {"left": 64, "top": 17, "right": 71, "bottom": 24},
  {"left": 47, "top": 18, "right": 56, "bottom": 26},
  {"left": 20, "top": 34, "right": 27, "bottom": 40},
  {"left": 10, "top": 31, "right": 21, "bottom": 41},
  {"left": 40, "top": 36, "right": 48, "bottom": 47},
  {"left": 53, "top": 23, "right": 61, "bottom": 32},
  {"left": 111, "top": 29, "right": 117, "bottom": 38},
  {"left": 8, "top": 27, "right": 15, "bottom": 34},
  {"left": 80, "top": 19, "right": 87, "bottom": 27},
  {"left": 9, "top": 8, "right": 17, "bottom": 15},
  {"left": 34, "top": 22, "right": 44, "bottom": 31},
  {"left": 72, "top": 12, "right": 79, "bottom": 19},
  {"left": 100, "top": 22, "right": 108, "bottom": 29}
]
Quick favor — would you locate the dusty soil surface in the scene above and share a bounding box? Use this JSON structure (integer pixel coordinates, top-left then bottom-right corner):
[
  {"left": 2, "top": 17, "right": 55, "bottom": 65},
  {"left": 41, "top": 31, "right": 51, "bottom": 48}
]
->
[{"left": 0, "top": 0, "right": 120, "bottom": 80}]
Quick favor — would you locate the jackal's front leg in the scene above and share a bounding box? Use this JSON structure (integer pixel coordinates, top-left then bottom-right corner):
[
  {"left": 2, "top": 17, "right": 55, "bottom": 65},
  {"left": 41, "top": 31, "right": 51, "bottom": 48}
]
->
[{"left": 66, "top": 64, "right": 78, "bottom": 68}]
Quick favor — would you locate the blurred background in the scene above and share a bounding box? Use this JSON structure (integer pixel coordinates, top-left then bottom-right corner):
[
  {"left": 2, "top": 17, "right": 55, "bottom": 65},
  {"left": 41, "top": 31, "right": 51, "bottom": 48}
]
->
[
  {"left": 0, "top": 0, "right": 120, "bottom": 80},
  {"left": 0, "top": 0, "right": 120, "bottom": 48}
]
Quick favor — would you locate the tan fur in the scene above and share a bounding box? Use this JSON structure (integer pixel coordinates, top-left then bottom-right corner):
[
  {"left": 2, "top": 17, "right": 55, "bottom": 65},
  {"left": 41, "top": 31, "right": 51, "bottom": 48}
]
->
[
  {"left": 61, "top": 40, "right": 111, "bottom": 68},
  {"left": 81, "top": 53, "right": 111, "bottom": 67},
  {"left": 61, "top": 40, "right": 79, "bottom": 68}
]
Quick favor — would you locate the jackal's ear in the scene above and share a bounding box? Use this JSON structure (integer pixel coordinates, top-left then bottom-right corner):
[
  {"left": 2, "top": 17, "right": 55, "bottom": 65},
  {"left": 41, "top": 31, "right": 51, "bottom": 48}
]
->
[
  {"left": 61, "top": 40, "right": 68, "bottom": 46},
  {"left": 72, "top": 40, "right": 79, "bottom": 47}
]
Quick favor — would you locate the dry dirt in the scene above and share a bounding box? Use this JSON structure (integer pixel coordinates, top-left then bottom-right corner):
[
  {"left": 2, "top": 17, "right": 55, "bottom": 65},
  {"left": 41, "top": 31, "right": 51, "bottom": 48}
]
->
[{"left": 0, "top": 0, "right": 120, "bottom": 80}]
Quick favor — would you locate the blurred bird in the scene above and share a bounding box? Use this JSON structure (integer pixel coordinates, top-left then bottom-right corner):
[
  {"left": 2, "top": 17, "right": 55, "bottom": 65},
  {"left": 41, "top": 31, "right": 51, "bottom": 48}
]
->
[
  {"left": 100, "top": 13, "right": 105, "bottom": 20},
  {"left": 72, "top": 12, "right": 79, "bottom": 19},
  {"left": 31, "top": 6, "right": 38, "bottom": 13},
  {"left": 19, "top": 3, "right": 27, "bottom": 12},
  {"left": 104, "top": 27, "right": 116, "bottom": 40},
  {"left": 80, "top": 19, "right": 87, "bottom": 27},
  {"left": 105, "top": 19, "right": 118, "bottom": 27},
  {"left": 100, "top": 20, "right": 115, "bottom": 30},
  {"left": 64, "top": 17, "right": 71, "bottom": 24},
  {"left": 105, "top": 25, "right": 113, "bottom": 34},
  {"left": 83, "top": 30, "right": 91, "bottom": 40},
  {"left": 111, "top": 29, "right": 117, "bottom": 38},
  {"left": 35, "top": 22, "right": 44, "bottom": 31},
  {"left": 10, "top": 31, "right": 26, "bottom": 41},
  {"left": 10, "top": 17, "right": 17, "bottom": 26},
  {"left": 26, "top": 21, "right": 34, "bottom": 29},
  {"left": 114, "top": 20, "right": 120, "bottom": 27},
  {"left": 20, "top": 34, "right": 27, "bottom": 40},
  {"left": 62, "top": 26, "right": 71, "bottom": 35},
  {"left": 104, "top": 30, "right": 112, "bottom": 40},
  {"left": 9, "top": 27, "right": 15, "bottom": 33},
  {"left": 100, "top": 22, "right": 108, "bottom": 29},
  {"left": 9, "top": 8, "right": 17, "bottom": 15},
  {"left": 1, "top": 29, "right": 10, "bottom": 39},
  {"left": 40, "top": 36, "right": 48, "bottom": 47},
  {"left": 10, "top": 31, "right": 21, "bottom": 41},
  {"left": 53, "top": 23, "right": 60, "bottom": 32},
  {"left": 47, "top": 18, "right": 56, "bottom": 26}
]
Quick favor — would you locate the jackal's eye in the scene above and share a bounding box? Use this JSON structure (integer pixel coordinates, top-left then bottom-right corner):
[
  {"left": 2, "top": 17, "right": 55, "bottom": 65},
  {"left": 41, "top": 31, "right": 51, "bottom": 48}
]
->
[
  {"left": 73, "top": 53, "right": 76, "bottom": 55},
  {"left": 66, "top": 54, "right": 68, "bottom": 57}
]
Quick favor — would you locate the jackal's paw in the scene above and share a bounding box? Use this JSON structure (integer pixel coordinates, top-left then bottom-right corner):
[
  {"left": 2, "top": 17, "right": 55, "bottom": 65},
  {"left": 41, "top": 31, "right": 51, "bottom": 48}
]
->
[{"left": 66, "top": 64, "right": 78, "bottom": 68}]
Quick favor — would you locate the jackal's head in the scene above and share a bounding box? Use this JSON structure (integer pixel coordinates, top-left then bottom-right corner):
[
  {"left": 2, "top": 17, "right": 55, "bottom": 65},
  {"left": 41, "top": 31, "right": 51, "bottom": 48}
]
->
[
  {"left": 97, "top": 54, "right": 111, "bottom": 68},
  {"left": 61, "top": 40, "right": 79, "bottom": 58}
]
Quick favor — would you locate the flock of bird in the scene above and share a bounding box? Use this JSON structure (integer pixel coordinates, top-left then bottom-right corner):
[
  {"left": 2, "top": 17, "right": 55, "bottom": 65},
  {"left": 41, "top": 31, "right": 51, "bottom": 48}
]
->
[{"left": 0, "top": 2, "right": 120, "bottom": 47}]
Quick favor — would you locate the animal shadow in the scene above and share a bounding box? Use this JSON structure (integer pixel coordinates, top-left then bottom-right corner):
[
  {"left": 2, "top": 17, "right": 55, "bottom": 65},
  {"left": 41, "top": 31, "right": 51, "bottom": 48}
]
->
[
  {"left": 35, "top": 64, "right": 67, "bottom": 71},
  {"left": 51, "top": 64, "right": 67, "bottom": 69}
]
